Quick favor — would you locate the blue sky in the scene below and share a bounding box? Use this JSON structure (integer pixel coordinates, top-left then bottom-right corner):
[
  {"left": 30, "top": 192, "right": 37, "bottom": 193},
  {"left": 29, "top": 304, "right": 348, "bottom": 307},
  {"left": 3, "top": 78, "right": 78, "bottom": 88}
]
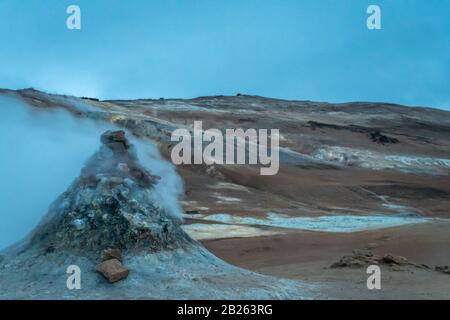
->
[{"left": 0, "top": 0, "right": 448, "bottom": 109}]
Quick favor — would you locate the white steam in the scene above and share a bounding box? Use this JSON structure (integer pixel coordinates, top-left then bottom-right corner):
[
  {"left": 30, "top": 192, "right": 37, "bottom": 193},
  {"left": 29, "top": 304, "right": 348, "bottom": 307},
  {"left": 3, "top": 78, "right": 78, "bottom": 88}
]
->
[{"left": 132, "top": 138, "right": 184, "bottom": 220}]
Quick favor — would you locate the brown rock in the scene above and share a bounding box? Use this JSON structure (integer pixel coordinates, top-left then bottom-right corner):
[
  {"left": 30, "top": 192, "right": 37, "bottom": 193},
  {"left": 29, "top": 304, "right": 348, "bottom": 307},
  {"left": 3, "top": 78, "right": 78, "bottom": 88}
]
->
[
  {"left": 101, "top": 130, "right": 130, "bottom": 151},
  {"left": 101, "top": 248, "right": 123, "bottom": 262},
  {"left": 131, "top": 168, "right": 144, "bottom": 180},
  {"left": 330, "top": 250, "right": 424, "bottom": 269},
  {"left": 96, "top": 259, "right": 129, "bottom": 283},
  {"left": 130, "top": 167, "right": 160, "bottom": 188},
  {"left": 382, "top": 254, "right": 408, "bottom": 265},
  {"left": 330, "top": 254, "right": 373, "bottom": 268},
  {"left": 435, "top": 265, "right": 450, "bottom": 274}
]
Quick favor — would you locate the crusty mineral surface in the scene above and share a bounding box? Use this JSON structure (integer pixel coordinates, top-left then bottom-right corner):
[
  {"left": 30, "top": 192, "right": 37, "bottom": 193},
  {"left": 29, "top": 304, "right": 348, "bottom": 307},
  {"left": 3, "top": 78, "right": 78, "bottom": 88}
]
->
[
  {"left": 25, "top": 130, "right": 192, "bottom": 255},
  {"left": 0, "top": 130, "right": 322, "bottom": 299}
]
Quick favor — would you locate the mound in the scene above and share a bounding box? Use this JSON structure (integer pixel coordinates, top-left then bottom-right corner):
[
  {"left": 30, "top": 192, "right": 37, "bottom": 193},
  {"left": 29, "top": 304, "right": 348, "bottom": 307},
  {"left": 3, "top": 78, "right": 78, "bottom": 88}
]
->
[{"left": 0, "top": 131, "right": 321, "bottom": 299}]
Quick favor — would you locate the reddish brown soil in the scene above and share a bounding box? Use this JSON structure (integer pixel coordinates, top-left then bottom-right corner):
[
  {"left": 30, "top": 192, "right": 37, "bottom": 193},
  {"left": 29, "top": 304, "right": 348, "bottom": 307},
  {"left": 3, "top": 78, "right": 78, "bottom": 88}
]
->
[{"left": 202, "top": 221, "right": 450, "bottom": 299}]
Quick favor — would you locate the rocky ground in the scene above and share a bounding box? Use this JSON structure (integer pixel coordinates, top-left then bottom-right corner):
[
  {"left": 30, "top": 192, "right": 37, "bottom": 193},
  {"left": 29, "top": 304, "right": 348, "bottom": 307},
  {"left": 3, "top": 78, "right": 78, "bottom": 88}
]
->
[
  {"left": 0, "top": 130, "right": 321, "bottom": 299},
  {"left": 202, "top": 222, "right": 450, "bottom": 299},
  {"left": 0, "top": 88, "right": 449, "bottom": 299}
]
